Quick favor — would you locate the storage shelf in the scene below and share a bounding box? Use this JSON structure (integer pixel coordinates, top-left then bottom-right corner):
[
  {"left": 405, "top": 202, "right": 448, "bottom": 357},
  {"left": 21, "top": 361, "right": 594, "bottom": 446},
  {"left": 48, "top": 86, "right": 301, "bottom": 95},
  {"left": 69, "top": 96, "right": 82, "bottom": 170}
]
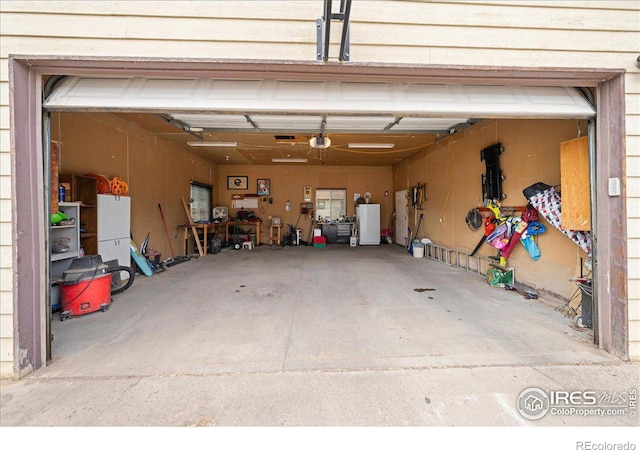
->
[
  {"left": 51, "top": 250, "right": 79, "bottom": 262},
  {"left": 50, "top": 200, "right": 81, "bottom": 274},
  {"left": 58, "top": 175, "right": 99, "bottom": 255}
]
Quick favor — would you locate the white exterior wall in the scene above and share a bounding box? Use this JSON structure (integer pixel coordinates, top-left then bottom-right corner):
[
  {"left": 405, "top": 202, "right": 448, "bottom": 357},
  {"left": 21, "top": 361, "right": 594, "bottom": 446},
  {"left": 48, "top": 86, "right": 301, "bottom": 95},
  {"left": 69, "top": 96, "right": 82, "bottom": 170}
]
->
[{"left": 0, "top": 1, "right": 638, "bottom": 376}]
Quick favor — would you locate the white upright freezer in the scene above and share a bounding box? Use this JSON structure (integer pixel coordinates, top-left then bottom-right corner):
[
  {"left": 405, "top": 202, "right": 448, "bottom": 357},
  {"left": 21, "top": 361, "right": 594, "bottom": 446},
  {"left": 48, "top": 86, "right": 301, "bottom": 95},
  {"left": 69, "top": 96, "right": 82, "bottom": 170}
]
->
[{"left": 357, "top": 204, "right": 381, "bottom": 245}]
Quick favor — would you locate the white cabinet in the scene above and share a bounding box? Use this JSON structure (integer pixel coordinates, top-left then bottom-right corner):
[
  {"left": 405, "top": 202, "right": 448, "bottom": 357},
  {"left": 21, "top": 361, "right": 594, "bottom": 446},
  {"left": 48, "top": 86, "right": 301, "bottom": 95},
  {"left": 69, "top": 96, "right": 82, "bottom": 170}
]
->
[
  {"left": 50, "top": 202, "right": 81, "bottom": 276},
  {"left": 98, "top": 194, "right": 131, "bottom": 276}
]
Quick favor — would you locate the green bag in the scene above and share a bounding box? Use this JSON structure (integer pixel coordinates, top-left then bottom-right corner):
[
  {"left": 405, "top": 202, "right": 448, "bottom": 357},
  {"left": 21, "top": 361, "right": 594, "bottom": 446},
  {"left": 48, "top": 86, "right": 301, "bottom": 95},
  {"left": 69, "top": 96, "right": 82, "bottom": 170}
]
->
[{"left": 487, "top": 267, "right": 514, "bottom": 288}]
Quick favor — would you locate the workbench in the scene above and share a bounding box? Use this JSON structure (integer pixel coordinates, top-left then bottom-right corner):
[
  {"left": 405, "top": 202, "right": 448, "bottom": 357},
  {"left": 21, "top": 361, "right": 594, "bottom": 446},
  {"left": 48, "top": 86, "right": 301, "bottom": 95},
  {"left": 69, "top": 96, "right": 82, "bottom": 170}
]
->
[
  {"left": 226, "top": 220, "right": 262, "bottom": 246},
  {"left": 178, "top": 223, "right": 209, "bottom": 256},
  {"left": 321, "top": 223, "right": 353, "bottom": 244}
]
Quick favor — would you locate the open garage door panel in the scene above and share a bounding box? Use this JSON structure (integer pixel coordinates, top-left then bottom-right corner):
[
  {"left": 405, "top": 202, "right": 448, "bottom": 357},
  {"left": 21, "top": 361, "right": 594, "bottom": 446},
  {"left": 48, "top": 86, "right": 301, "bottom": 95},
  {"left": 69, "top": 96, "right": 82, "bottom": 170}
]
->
[{"left": 44, "top": 77, "right": 595, "bottom": 134}]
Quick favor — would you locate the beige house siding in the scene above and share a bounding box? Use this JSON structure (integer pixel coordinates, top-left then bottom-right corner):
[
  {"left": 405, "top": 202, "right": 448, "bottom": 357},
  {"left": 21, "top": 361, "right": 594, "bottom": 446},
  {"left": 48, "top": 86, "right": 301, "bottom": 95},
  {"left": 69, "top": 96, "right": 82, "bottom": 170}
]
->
[
  {"left": 0, "top": 27, "right": 13, "bottom": 374},
  {"left": 1, "top": 1, "right": 639, "bottom": 377}
]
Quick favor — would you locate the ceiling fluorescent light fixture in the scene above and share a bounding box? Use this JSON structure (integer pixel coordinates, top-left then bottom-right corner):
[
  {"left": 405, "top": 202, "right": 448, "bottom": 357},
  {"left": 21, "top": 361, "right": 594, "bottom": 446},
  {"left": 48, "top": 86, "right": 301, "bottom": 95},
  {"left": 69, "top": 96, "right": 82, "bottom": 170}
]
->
[
  {"left": 187, "top": 141, "right": 237, "bottom": 147},
  {"left": 270, "top": 158, "right": 308, "bottom": 163},
  {"left": 348, "top": 143, "right": 395, "bottom": 149}
]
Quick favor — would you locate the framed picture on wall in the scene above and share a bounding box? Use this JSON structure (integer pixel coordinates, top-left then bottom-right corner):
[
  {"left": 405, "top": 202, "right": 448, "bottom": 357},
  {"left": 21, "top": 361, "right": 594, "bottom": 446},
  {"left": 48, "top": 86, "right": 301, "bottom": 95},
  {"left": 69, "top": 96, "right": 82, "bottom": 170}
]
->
[
  {"left": 257, "top": 179, "right": 270, "bottom": 196},
  {"left": 227, "top": 176, "right": 248, "bottom": 190}
]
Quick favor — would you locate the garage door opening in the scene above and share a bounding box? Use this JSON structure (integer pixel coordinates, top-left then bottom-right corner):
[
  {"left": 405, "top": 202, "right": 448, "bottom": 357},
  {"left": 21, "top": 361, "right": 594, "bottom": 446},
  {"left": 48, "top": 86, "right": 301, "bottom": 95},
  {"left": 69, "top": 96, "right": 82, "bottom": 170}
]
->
[
  {"left": 43, "top": 101, "right": 598, "bottom": 362},
  {"left": 40, "top": 83, "right": 612, "bottom": 365},
  {"left": 8, "top": 57, "right": 627, "bottom": 378}
]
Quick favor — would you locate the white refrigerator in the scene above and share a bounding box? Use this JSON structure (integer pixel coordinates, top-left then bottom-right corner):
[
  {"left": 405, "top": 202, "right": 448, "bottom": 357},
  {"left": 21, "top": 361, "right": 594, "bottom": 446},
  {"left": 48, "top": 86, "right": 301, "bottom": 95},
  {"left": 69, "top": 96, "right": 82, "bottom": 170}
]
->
[{"left": 357, "top": 204, "right": 380, "bottom": 245}]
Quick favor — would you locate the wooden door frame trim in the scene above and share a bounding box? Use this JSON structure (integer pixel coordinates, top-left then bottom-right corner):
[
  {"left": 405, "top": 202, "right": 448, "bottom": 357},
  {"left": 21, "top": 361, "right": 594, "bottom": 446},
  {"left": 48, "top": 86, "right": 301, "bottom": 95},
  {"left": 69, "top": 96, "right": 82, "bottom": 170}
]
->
[{"left": 7, "top": 56, "right": 628, "bottom": 377}]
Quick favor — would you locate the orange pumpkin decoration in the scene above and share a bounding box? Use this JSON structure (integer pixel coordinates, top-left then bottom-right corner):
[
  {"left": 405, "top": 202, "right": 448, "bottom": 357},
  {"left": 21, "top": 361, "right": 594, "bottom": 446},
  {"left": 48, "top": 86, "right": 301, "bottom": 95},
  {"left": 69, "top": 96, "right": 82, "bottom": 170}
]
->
[
  {"left": 84, "top": 174, "right": 111, "bottom": 194},
  {"left": 110, "top": 177, "right": 129, "bottom": 196}
]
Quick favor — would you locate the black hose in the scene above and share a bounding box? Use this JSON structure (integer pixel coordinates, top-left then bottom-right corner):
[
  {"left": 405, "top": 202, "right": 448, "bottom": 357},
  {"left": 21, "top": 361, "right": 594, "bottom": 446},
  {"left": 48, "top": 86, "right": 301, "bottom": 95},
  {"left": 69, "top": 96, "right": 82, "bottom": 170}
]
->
[{"left": 107, "top": 265, "right": 135, "bottom": 295}]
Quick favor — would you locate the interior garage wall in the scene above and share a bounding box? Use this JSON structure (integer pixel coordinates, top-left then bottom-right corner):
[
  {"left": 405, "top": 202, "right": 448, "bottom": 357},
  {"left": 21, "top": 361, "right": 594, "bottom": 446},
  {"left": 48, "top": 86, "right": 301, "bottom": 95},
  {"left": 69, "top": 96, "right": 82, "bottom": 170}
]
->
[
  {"left": 393, "top": 119, "right": 590, "bottom": 300},
  {"left": 50, "top": 112, "right": 218, "bottom": 259},
  {"left": 217, "top": 165, "right": 393, "bottom": 244}
]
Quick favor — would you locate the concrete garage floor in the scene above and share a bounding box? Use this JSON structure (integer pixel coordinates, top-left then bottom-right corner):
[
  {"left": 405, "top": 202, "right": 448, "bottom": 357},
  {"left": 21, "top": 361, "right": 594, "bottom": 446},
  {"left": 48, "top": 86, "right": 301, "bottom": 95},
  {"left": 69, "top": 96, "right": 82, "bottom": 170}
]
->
[{"left": 1, "top": 244, "right": 638, "bottom": 428}]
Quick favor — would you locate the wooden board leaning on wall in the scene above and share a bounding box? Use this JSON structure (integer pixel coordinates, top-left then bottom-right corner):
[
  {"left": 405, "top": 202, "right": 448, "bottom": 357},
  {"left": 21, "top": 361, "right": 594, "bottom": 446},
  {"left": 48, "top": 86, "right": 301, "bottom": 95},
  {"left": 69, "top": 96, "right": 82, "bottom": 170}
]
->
[{"left": 560, "top": 135, "right": 590, "bottom": 231}]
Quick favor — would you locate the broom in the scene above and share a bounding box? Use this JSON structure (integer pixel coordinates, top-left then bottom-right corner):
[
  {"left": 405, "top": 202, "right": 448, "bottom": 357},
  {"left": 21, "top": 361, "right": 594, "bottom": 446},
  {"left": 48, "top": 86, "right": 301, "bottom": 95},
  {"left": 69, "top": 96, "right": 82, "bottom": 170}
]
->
[{"left": 408, "top": 213, "right": 424, "bottom": 254}]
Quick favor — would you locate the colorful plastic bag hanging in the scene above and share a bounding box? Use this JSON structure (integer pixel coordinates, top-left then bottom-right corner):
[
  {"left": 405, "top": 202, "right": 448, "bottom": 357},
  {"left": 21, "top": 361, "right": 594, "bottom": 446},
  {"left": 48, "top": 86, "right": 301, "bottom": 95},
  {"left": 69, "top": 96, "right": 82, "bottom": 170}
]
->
[
  {"left": 487, "top": 223, "right": 509, "bottom": 250},
  {"left": 520, "top": 234, "right": 541, "bottom": 260}
]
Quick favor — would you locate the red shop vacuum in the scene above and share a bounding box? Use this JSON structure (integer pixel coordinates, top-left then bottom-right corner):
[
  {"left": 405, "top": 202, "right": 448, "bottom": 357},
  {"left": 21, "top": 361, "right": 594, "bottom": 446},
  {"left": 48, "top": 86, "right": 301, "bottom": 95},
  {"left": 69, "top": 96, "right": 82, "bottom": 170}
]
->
[{"left": 59, "top": 255, "right": 134, "bottom": 321}]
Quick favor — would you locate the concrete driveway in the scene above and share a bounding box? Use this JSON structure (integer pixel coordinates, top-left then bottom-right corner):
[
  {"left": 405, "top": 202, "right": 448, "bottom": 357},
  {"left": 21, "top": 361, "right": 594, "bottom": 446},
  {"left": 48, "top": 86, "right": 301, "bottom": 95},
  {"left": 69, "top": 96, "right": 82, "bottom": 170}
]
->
[{"left": 1, "top": 245, "right": 638, "bottom": 428}]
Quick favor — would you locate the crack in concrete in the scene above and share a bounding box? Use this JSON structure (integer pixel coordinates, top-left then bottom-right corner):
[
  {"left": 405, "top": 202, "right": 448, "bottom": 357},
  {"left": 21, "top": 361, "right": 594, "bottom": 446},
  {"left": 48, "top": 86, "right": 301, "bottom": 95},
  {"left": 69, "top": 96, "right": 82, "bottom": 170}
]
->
[
  {"left": 15, "top": 360, "right": 632, "bottom": 383},
  {"left": 280, "top": 255, "right": 306, "bottom": 371}
]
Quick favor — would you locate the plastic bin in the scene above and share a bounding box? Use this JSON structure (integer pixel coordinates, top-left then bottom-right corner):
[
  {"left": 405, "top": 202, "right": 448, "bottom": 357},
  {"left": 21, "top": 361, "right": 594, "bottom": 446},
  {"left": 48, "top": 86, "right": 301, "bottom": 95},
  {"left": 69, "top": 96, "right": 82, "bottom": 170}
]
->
[
  {"left": 51, "top": 282, "right": 61, "bottom": 312},
  {"left": 577, "top": 279, "right": 593, "bottom": 328},
  {"left": 412, "top": 241, "right": 425, "bottom": 258},
  {"left": 313, "top": 235, "right": 327, "bottom": 248},
  {"left": 209, "top": 237, "right": 222, "bottom": 254}
]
